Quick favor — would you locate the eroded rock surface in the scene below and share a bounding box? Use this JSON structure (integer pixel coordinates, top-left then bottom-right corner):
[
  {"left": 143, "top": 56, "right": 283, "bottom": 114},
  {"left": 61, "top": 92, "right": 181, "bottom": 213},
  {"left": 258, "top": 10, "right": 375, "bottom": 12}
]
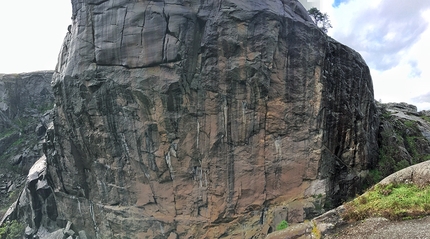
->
[
  {"left": 367, "top": 102, "right": 430, "bottom": 185},
  {"left": 0, "top": 71, "right": 53, "bottom": 132},
  {"left": 0, "top": 71, "right": 54, "bottom": 219},
  {"left": 6, "top": 0, "right": 379, "bottom": 238}
]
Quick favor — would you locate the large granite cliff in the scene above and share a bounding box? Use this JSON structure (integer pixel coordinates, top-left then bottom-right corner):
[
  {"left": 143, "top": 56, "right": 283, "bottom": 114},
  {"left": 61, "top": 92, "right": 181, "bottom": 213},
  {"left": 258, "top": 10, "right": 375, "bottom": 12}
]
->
[{"left": 2, "top": 1, "right": 379, "bottom": 238}]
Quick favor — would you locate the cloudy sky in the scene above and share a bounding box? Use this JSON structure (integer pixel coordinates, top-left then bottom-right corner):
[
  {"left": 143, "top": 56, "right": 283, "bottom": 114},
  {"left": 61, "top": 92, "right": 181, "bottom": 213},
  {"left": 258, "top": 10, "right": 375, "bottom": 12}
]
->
[
  {"left": 0, "top": 1, "right": 429, "bottom": 110},
  {"left": 0, "top": 1, "right": 71, "bottom": 74},
  {"left": 317, "top": 0, "right": 430, "bottom": 110}
]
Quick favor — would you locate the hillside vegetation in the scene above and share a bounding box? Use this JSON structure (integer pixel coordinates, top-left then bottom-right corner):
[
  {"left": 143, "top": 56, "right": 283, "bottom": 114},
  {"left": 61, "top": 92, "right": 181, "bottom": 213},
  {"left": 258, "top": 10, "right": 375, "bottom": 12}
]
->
[{"left": 343, "top": 183, "right": 430, "bottom": 221}]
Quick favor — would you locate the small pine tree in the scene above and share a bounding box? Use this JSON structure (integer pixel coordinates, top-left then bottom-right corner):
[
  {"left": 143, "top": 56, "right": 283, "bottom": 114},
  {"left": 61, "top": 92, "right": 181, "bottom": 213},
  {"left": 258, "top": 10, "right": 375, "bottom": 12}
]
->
[{"left": 308, "top": 7, "right": 332, "bottom": 33}]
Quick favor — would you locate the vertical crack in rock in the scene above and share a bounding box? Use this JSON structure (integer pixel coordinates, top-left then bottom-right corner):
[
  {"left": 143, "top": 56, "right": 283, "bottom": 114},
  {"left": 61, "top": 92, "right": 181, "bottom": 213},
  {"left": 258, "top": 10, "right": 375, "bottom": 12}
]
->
[
  {"left": 3, "top": 1, "right": 379, "bottom": 238},
  {"left": 161, "top": 2, "right": 168, "bottom": 63},
  {"left": 164, "top": 151, "right": 174, "bottom": 180},
  {"left": 89, "top": 201, "right": 99, "bottom": 237},
  {"left": 119, "top": 7, "right": 128, "bottom": 56}
]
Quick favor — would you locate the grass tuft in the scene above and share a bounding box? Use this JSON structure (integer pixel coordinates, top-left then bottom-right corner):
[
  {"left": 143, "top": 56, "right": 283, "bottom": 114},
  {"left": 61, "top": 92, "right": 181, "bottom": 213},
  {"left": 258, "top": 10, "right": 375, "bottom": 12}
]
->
[
  {"left": 275, "top": 220, "right": 288, "bottom": 231},
  {"left": 343, "top": 183, "right": 430, "bottom": 221}
]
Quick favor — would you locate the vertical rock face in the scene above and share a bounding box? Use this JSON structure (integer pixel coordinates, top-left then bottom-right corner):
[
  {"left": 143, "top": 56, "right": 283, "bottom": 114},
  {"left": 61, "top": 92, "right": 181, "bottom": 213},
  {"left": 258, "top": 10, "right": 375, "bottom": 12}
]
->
[
  {"left": 39, "top": 0, "right": 378, "bottom": 238},
  {"left": 0, "top": 71, "right": 53, "bottom": 132},
  {"left": 0, "top": 72, "right": 54, "bottom": 217},
  {"left": 373, "top": 103, "right": 430, "bottom": 183},
  {"left": 0, "top": 71, "right": 54, "bottom": 171}
]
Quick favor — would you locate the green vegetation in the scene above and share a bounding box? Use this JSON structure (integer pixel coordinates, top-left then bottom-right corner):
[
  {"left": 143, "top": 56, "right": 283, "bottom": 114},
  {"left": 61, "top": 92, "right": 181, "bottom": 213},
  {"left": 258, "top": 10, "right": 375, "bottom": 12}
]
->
[
  {"left": 37, "top": 102, "right": 54, "bottom": 113},
  {"left": 12, "top": 117, "right": 33, "bottom": 129},
  {"left": 367, "top": 117, "right": 429, "bottom": 187},
  {"left": 0, "top": 184, "right": 23, "bottom": 217},
  {"left": 0, "top": 220, "right": 25, "bottom": 239},
  {"left": 0, "top": 128, "right": 15, "bottom": 139},
  {"left": 381, "top": 111, "right": 392, "bottom": 119},
  {"left": 0, "top": 115, "right": 38, "bottom": 170},
  {"left": 343, "top": 183, "right": 430, "bottom": 221},
  {"left": 405, "top": 136, "right": 418, "bottom": 159},
  {"left": 371, "top": 130, "right": 406, "bottom": 184},
  {"left": 307, "top": 7, "right": 332, "bottom": 33},
  {"left": 367, "top": 169, "right": 383, "bottom": 185},
  {"left": 420, "top": 115, "right": 430, "bottom": 123},
  {"left": 403, "top": 120, "right": 415, "bottom": 128},
  {"left": 276, "top": 220, "right": 288, "bottom": 231},
  {"left": 400, "top": 120, "right": 430, "bottom": 165}
]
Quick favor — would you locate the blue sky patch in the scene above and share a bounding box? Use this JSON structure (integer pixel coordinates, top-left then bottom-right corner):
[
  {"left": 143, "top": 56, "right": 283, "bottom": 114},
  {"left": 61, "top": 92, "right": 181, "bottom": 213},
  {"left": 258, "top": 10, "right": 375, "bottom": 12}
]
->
[{"left": 333, "top": 0, "right": 350, "bottom": 7}]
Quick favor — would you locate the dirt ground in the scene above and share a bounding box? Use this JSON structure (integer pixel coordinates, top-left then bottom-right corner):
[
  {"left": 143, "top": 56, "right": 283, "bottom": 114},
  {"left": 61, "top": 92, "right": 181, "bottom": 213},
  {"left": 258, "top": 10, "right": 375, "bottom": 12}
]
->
[{"left": 325, "top": 216, "right": 430, "bottom": 239}]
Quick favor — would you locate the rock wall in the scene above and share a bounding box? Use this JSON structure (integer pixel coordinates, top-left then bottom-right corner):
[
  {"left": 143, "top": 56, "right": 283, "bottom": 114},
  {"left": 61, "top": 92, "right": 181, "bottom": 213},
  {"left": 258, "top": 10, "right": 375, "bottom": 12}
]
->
[
  {"left": 0, "top": 71, "right": 53, "bottom": 133},
  {"left": 368, "top": 103, "right": 430, "bottom": 185},
  {"left": 5, "top": 0, "right": 378, "bottom": 238},
  {"left": 0, "top": 71, "right": 54, "bottom": 219},
  {"left": 0, "top": 71, "right": 54, "bottom": 172}
]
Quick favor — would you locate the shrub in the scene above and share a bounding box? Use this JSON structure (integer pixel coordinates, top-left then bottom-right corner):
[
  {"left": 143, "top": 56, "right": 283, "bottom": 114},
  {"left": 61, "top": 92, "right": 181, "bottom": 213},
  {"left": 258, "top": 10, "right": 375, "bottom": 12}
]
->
[
  {"left": 0, "top": 220, "right": 25, "bottom": 239},
  {"left": 276, "top": 220, "right": 288, "bottom": 231}
]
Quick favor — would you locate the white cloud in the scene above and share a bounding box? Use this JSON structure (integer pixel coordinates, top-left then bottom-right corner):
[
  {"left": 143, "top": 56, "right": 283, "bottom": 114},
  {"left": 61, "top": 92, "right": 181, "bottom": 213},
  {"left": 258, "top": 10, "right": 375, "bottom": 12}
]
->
[{"left": 329, "top": 0, "right": 430, "bottom": 110}]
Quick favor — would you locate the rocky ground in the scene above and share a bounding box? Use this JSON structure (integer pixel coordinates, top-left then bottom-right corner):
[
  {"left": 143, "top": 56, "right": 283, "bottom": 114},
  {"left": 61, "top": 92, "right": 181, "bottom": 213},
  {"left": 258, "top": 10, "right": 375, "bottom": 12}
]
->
[
  {"left": 266, "top": 159, "right": 430, "bottom": 239},
  {"left": 326, "top": 216, "right": 430, "bottom": 239},
  {"left": 326, "top": 158, "right": 430, "bottom": 238}
]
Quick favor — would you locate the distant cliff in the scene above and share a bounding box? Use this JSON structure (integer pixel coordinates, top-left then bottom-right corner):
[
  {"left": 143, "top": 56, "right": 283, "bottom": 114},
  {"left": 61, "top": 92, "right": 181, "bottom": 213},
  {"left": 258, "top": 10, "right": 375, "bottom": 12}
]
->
[
  {"left": 0, "top": 71, "right": 53, "bottom": 218},
  {"left": 2, "top": 1, "right": 380, "bottom": 238}
]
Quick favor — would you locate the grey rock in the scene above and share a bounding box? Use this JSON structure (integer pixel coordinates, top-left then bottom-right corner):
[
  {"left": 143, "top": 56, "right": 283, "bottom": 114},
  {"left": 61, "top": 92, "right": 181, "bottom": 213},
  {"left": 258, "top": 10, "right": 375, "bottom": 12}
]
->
[
  {"left": 0, "top": 132, "right": 19, "bottom": 156},
  {"left": 0, "top": 71, "right": 54, "bottom": 217},
  {"left": 7, "top": 182, "right": 15, "bottom": 193},
  {"left": 64, "top": 221, "right": 72, "bottom": 232},
  {"left": 10, "top": 154, "right": 23, "bottom": 166},
  {"left": 25, "top": 225, "right": 36, "bottom": 237},
  {"left": 379, "top": 160, "right": 430, "bottom": 186},
  {"left": 64, "top": 229, "right": 75, "bottom": 237},
  {"left": 320, "top": 161, "right": 430, "bottom": 239},
  {"left": 35, "top": 124, "right": 47, "bottom": 138},
  {"left": 7, "top": 0, "right": 380, "bottom": 238},
  {"left": 385, "top": 102, "right": 418, "bottom": 113},
  {"left": 48, "top": 0, "right": 378, "bottom": 237},
  {"left": 369, "top": 103, "right": 430, "bottom": 185},
  {"left": 35, "top": 227, "right": 64, "bottom": 239},
  {"left": 78, "top": 231, "right": 88, "bottom": 239},
  {"left": 0, "top": 71, "right": 54, "bottom": 131}
]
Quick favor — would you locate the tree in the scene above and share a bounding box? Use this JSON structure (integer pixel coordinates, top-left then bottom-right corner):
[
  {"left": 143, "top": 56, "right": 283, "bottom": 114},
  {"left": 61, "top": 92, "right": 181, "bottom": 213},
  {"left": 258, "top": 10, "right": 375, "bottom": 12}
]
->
[{"left": 308, "top": 7, "right": 332, "bottom": 33}]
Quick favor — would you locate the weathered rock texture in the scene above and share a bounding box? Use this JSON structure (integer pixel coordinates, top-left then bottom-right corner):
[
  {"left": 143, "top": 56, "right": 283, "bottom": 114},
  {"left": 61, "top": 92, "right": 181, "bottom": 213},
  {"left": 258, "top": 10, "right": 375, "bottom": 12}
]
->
[
  {"left": 0, "top": 71, "right": 53, "bottom": 132},
  {"left": 0, "top": 71, "right": 54, "bottom": 218},
  {"left": 265, "top": 160, "right": 430, "bottom": 239},
  {"left": 5, "top": 0, "right": 379, "bottom": 238},
  {"left": 269, "top": 103, "right": 430, "bottom": 239},
  {"left": 367, "top": 102, "right": 430, "bottom": 186}
]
